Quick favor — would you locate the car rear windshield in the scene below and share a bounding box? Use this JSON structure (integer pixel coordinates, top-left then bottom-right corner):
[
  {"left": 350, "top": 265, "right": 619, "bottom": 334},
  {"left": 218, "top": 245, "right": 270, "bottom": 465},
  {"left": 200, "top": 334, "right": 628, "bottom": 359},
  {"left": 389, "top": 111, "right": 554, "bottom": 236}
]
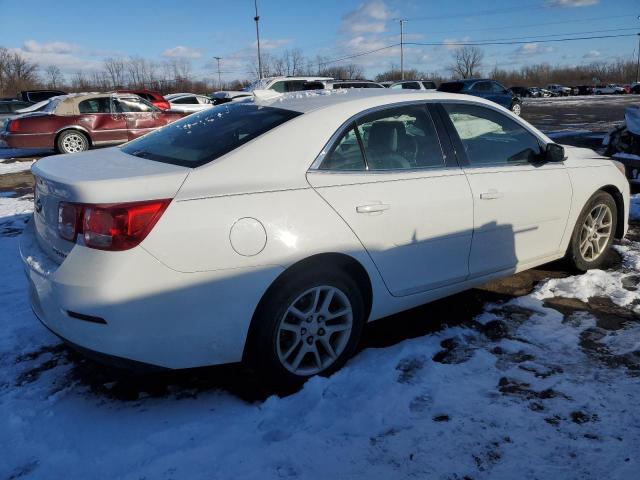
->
[
  {"left": 437, "top": 82, "right": 465, "bottom": 93},
  {"left": 121, "top": 103, "right": 302, "bottom": 167}
]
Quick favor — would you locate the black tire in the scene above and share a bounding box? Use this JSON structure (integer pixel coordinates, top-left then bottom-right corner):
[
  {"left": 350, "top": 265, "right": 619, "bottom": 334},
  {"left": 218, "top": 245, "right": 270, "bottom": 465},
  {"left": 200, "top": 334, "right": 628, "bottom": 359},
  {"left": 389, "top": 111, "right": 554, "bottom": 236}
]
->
[
  {"left": 248, "top": 265, "right": 365, "bottom": 387},
  {"left": 565, "top": 191, "right": 617, "bottom": 272},
  {"left": 56, "top": 130, "right": 89, "bottom": 154}
]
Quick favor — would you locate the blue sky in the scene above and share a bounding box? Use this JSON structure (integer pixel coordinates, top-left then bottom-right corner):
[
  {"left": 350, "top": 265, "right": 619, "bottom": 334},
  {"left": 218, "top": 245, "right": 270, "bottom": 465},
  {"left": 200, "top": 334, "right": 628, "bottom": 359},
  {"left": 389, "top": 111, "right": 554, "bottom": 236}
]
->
[{"left": 0, "top": 0, "right": 637, "bottom": 81}]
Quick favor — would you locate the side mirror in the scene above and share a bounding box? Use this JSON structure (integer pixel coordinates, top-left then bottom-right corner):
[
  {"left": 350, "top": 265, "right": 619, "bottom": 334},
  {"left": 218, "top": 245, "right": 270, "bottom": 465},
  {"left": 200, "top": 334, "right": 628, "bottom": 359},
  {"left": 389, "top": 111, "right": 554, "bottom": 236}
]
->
[{"left": 545, "top": 143, "right": 565, "bottom": 162}]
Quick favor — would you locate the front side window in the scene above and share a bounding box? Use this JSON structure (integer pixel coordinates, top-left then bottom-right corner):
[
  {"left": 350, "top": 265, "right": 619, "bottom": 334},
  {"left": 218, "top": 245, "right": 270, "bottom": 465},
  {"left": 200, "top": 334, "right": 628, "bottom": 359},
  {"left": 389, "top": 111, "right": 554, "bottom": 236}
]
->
[
  {"left": 422, "top": 81, "right": 436, "bottom": 89},
  {"left": 401, "top": 82, "right": 421, "bottom": 90},
  {"left": 172, "top": 96, "right": 198, "bottom": 105},
  {"left": 471, "top": 82, "right": 491, "bottom": 93},
  {"left": 116, "top": 97, "right": 158, "bottom": 113},
  {"left": 444, "top": 103, "right": 543, "bottom": 166},
  {"left": 319, "top": 127, "right": 365, "bottom": 171},
  {"left": 78, "top": 98, "right": 111, "bottom": 114},
  {"left": 357, "top": 105, "right": 444, "bottom": 170},
  {"left": 121, "top": 103, "right": 301, "bottom": 167}
]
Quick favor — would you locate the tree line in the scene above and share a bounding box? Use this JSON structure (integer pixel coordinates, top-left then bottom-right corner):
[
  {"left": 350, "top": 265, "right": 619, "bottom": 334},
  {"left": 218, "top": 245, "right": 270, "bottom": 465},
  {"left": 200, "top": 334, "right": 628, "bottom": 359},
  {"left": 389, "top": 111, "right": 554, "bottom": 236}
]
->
[{"left": 1, "top": 44, "right": 638, "bottom": 98}]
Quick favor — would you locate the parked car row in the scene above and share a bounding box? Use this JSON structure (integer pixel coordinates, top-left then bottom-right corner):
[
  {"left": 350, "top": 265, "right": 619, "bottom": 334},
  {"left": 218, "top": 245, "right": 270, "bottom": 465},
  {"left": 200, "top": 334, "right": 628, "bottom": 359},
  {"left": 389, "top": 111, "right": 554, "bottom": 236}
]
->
[{"left": 509, "top": 83, "right": 638, "bottom": 98}]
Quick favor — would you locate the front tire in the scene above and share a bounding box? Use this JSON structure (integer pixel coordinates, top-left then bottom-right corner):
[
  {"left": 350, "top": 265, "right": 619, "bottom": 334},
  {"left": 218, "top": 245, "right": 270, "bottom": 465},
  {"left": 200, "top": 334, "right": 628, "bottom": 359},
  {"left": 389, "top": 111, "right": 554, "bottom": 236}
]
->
[
  {"left": 566, "top": 191, "right": 617, "bottom": 271},
  {"left": 249, "top": 266, "right": 365, "bottom": 387},
  {"left": 56, "top": 130, "right": 89, "bottom": 154}
]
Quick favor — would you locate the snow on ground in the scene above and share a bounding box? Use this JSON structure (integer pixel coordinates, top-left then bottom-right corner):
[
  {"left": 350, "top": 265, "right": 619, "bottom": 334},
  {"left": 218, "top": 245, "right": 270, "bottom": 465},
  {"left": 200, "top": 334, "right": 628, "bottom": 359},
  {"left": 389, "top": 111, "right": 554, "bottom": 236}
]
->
[
  {"left": 523, "top": 95, "right": 635, "bottom": 107},
  {"left": 1, "top": 195, "right": 640, "bottom": 480},
  {"left": 0, "top": 159, "right": 35, "bottom": 175}
]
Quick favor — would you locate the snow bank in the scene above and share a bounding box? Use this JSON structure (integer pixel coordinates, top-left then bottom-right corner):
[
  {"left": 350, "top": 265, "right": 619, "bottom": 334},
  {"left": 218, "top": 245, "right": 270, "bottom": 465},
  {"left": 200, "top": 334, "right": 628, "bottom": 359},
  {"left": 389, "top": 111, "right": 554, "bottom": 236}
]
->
[{"left": 0, "top": 159, "right": 35, "bottom": 175}]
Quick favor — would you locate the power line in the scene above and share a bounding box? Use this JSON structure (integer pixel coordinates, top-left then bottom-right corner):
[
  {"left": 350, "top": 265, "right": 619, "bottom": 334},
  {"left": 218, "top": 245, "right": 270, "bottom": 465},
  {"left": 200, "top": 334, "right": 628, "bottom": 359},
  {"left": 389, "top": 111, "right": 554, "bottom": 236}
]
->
[
  {"left": 405, "top": 32, "right": 639, "bottom": 47},
  {"left": 457, "top": 27, "right": 639, "bottom": 44},
  {"left": 317, "top": 44, "right": 398, "bottom": 67},
  {"left": 406, "top": 14, "right": 636, "bottom": 36}
]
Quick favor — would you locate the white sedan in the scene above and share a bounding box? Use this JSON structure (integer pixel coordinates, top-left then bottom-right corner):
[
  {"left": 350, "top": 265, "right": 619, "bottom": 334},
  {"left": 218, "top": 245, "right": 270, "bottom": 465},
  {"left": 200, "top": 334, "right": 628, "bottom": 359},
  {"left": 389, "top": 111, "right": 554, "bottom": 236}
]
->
[
  {"left": 21, "top": 90, "right": 629, "bottom": 385},
  {"left": 164, "top": 93, "right": 214, "bottom": 112}
]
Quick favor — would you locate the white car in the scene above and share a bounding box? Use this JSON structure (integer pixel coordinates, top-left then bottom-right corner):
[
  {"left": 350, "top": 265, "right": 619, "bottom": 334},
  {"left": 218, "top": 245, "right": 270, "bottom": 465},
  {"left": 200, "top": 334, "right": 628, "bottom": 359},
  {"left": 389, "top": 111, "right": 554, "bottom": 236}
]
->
[
  {"left": 390, "top": 80, "right": 437, "bottom": 91},
  {"left": 21, "top": 90, "right": 629, "bottom": 385},
  {"left": 546, "top": 84, "right": 572, "bottom": 96},
  {"left": 594, "top": 84, "right": 625, "bottom": 95},
  {"left": 165, "top": 93, "right": 214, "bottom": 112}
]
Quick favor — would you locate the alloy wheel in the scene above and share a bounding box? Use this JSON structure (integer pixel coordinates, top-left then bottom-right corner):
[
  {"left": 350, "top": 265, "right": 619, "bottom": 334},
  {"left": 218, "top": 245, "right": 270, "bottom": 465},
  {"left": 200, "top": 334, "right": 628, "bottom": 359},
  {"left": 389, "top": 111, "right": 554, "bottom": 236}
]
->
[
  {"left": 61, "top": 132, "right": 87, "bottom": 153},
  {"left": 276, "top": 285, "right": 353, "bottom": 376},
  {"left": 511, "top": 103, "right": 522, "bottom": 116},
  {"left": 579, "top": 203, "right": 613, "bottom": 262}
]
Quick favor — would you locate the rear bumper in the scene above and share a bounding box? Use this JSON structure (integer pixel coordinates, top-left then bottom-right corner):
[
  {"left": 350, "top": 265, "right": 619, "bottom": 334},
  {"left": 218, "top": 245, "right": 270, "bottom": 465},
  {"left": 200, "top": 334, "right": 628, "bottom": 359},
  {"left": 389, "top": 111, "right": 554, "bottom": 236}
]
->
[
  {"left": 1, "top": 131, "right": 54, "bottom": 149},
  {"left": 20, "top": 219, "right": 283, "bottom": 369}
]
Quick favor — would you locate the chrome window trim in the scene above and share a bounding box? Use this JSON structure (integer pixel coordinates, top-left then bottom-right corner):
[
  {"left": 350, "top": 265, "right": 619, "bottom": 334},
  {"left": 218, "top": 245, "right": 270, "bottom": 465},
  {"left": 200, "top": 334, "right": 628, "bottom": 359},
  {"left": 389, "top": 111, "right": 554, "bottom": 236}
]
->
[{"left": 310, "top": 100, "right": 447, "bottom": 172}]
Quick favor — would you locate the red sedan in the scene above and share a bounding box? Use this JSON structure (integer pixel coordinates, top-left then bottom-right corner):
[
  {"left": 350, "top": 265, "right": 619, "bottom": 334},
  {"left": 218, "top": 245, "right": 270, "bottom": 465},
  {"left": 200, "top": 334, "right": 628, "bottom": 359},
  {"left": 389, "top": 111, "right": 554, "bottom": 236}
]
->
[
  {"left": 115, "top": 89, "right": 171, "bottom": 110},
  {"left": 1, "top": 93, "right": 186, "bottom": 154}
]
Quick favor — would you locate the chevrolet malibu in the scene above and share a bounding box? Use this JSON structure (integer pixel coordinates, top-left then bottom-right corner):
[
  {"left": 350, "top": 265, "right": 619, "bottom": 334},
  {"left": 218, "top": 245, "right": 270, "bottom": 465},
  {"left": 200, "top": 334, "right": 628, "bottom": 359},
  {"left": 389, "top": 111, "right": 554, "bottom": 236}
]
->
[{"left": 20, "top": 90, "right": 629, "bottom": 385}]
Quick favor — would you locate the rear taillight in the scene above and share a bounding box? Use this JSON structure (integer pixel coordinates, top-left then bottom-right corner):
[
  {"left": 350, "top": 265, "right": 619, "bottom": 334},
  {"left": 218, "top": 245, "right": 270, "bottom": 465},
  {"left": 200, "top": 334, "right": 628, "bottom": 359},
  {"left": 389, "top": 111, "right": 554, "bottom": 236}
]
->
[
  {"left": 158, "top": 100, "right": 170, "bottom": 110},
  {"left": 57, "top": 199, "right": 170, "bottom": 251},
  {"left": 58, "top": 202, "right": 83, "bottom": 241},
  {"left": 7, "top": 119, "right": 20, "bottom": 133}
]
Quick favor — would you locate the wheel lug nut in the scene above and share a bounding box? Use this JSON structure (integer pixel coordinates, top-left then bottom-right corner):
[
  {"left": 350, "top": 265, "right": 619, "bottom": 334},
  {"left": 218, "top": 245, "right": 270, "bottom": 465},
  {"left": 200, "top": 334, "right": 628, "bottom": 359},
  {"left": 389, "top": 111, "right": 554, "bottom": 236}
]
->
[
  {"left": 306, "top": 317, "right": 312, "bottom": 323},
  {"left": 318, "top": 328, "right": 325, "bottom": 336},
  {"left": 318, "top": 316, "right": 324, "bottom": 322},
  {"left": 301, "top": 328, "right": 307, "bottom": 335},
  {"left": 307, "top": 336, "right": 314, "bottom": 344}
]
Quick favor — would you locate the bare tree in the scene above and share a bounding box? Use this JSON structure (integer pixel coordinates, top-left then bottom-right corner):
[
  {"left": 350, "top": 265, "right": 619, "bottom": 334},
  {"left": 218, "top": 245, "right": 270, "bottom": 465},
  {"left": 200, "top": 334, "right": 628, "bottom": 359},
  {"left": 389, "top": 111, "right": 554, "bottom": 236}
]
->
[
  {"left": 44, "top": 65, "right": 63, "bottom": 89},
  {"left": 103, "top": 57, "right": 126, "bottom": 88},
  {"left": 450, "top": 46, "right": 484, "bottom": 79},
  {"left": 1, "top": 50, "right": 39, "bottom": 95}
]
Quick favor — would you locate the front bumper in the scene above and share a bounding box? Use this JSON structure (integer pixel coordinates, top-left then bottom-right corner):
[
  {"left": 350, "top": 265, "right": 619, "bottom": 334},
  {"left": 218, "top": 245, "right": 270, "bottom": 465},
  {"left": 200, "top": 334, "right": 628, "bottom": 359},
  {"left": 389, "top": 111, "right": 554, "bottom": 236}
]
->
[{"left": 20, "top": 219, "right": 283, "bottom": 369}]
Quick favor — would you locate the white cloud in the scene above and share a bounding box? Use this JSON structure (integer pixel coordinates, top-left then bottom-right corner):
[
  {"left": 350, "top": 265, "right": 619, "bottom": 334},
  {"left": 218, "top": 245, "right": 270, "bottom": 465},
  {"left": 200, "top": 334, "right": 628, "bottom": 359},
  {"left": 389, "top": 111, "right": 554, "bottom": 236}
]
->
[
  {"left": 341, "top": 0, "right": 392, "bottom": 35},
  {"left": 583, "top": 49, "right": 601, "bottom": 59},
  {"left": 161, "top": 46, "right": 202, "bottom": 59},
  {"left": 441, "top": 37, "right": 471, "bottom": 51},
  {"left": 253, "top": 38, "right": 292, "bottom": 50},
  {"left": 22, "top": 40, "right": 78, "bottom": 54},
  {"left": 514, "top": 43, "right": 554, "bottom": 55},
  {"left": 546, "top": 0, "right": 599, "bottom": 7}
]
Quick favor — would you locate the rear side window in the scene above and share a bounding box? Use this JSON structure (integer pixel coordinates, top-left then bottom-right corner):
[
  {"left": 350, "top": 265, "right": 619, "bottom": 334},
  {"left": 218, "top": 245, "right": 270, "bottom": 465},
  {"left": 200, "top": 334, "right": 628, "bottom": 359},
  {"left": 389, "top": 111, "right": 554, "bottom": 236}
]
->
[
  {"left": 79, "top": 98, "right": 111, "bottom": 113},
  {"left": 319, "top": 127, "right": 365, "bottom": 171},
  {"left": 0, "top": 104, "right": 9, "bottom": 113},
  {"left": 401, "top": 82, "right": 421, "bottom": 90},
  {"left": 422, "top": 81, "right": 436, "bottom": 89},
  {"left": 438, "top": 82, "right": 465, "bottom": 93},
  {"left": 121, "top": 103, "right": 301, "bottom": 167}
]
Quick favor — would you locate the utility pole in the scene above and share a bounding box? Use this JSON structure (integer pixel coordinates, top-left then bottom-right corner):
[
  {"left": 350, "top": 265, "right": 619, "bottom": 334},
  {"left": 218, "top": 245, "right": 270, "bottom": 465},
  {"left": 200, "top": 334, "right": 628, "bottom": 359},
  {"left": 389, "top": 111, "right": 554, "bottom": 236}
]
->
[
  {"left": 399, "top": 19, "right": 407, "bottom": 80},
  {"left": 254, "top": 0, "right": 263, "bottom": 80},
  {"left": 213, "top": 56, "right": 222, "bottom": 90},
  {"left": 636, "top": 32, "right": 640, "bottom": 84}
]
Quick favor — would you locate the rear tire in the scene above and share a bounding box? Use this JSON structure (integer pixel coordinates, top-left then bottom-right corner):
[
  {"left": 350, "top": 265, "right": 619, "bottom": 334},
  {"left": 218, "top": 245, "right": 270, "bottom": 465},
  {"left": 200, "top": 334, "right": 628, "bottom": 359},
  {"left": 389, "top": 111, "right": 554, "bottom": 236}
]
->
[
  {"left": 566, "top": 191, "right": 617, "bottom": 272},
  {"left": 56, "top": 130, "right": 89, "bottom": 154},
  {"left": 249, "top": 266, "right": 365, "bottom": 387},
  {"left": 510, "top": 102, "right": 522, "bottom": 116}
]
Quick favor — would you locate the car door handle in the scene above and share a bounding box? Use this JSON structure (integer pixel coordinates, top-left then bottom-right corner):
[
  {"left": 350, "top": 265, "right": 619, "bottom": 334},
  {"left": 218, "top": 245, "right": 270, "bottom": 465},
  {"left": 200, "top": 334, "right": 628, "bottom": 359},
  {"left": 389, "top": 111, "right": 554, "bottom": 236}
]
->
[
  {"left": 479, "top": 190, "right": 504, "bottom": 200},
  {"left": 356, "top": 203, "right": 391, "bottom": 213}
]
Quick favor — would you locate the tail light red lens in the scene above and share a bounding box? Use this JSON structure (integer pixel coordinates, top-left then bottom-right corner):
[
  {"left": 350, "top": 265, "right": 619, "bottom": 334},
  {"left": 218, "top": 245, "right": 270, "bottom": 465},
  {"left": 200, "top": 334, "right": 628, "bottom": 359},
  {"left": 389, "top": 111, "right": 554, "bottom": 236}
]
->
[
  {"left": 158, "top": 101, "right": 170, "bottom": 110},
  {"left": 57, "top": 199, "right": 170, "bottom": 251},
  {"left": 7, "top": 119, "right": 20, "bottom": 133}
]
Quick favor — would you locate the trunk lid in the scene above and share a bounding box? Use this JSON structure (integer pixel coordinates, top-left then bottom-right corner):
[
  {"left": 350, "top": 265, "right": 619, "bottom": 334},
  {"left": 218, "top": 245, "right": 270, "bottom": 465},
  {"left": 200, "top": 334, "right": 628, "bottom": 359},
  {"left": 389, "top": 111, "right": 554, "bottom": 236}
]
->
[{"left": 32, "top": 147, "right": 190, "bottom": 263}]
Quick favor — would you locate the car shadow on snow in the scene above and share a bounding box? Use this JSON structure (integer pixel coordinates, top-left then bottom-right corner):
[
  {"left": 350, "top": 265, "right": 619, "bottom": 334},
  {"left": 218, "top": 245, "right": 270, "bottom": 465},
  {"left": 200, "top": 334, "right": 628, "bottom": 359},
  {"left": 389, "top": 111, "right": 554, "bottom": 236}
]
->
[{"left": 11, "top": 219, "right": 631, "bottom": 404}]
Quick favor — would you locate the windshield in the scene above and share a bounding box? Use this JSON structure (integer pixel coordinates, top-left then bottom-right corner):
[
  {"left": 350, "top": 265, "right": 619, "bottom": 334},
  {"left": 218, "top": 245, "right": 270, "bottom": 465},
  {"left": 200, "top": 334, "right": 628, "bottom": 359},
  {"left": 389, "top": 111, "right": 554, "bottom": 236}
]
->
[
  {"left": 242, "top": 78, "right": 272, "bottom": 91},
  {"left": 121, "top": 103, "right": 301, "bottom": 167}
]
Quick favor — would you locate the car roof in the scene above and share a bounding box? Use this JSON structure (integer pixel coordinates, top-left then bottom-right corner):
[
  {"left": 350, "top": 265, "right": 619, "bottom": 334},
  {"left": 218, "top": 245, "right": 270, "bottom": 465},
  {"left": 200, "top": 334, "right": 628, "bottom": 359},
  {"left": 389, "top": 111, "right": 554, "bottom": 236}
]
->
[{"left": 250, "top": 88, "right": 499, "bottom": 114}]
